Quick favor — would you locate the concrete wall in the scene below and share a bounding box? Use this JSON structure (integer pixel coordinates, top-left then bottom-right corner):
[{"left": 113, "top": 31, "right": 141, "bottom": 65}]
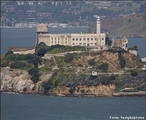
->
[
  {"left": 128, "top": 50, "right": 138, "bottom": 56},
  {"left": 13, "top": 49, "right": 35, "bottom": 55}
]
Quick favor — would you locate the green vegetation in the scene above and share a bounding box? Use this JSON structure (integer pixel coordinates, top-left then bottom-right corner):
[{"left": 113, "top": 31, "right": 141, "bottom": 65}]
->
[
  {"left": 1, "top": 52, "right": 41, "bottom": 69},
  {"left": 28, "top": 67, "right": 40, "bottom": 83},
  {"left": 118, "top": 52, "right": 126, "bottom": 68},
  {"left": 64, "top": 53, "right": 76, "bottom": 63},
  {"left": 98, "top": 63, "right": 109, "bottom": 72},
  {"left": 35, "top": 42, "right": 48, "bottom": 57},
  {"left": 128, "top": 46, "right": 138, "bottom": 50},
  {"left": 42, "top": 71, "right": 60, "bottom": 94},
  {"left": 35, "top": 42, "right": 86, "bottom": 55},
  {"left": 10, "top": 61, "right": 32, "bottom": 69},
  {"left": 130, "top": 70, "right": 138, "bottom": 76},
  {"left": 88, "top": 59, "right": 95, "bottom": 66}
]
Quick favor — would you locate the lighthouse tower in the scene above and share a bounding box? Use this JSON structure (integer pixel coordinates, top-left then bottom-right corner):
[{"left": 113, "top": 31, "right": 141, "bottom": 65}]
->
[{"left": 96, "top": 16, "right": 101, "bottom": 45}]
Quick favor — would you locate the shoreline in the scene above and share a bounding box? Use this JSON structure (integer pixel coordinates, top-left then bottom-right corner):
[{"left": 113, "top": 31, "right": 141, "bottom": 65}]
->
[{"left": 1, "top": 91, "right": 146, "bottom": 97}]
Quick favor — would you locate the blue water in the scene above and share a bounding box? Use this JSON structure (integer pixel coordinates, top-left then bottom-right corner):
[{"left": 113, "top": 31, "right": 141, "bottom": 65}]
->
[
  {"left": 1, "top": 28, "right": 146, "bottom": 58},
  {"left": 1, "top": 93, "right": 146, "bottom": 120}
]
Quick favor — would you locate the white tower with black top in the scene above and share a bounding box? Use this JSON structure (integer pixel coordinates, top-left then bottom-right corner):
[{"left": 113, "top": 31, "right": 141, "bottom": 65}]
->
[
  {"left": 96, "top": 16, "right": 101, "bottom": 45},
  {"left": 94, "top": 15, "right": 101, "bottom": 46}
]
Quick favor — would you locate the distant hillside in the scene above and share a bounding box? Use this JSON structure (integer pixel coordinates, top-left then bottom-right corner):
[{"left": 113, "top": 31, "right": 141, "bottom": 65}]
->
[{"left": 88, "top": 13, "right": 145, "bottom": 37}]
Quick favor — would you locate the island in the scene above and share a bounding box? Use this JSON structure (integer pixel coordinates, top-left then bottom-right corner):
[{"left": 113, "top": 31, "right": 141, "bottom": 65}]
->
[{"left": 1, "top": 16, "right": 146, "bottom": 97}]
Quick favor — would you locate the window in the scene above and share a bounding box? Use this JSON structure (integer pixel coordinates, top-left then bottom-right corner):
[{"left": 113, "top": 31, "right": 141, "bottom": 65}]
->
[
  {"left": 79, "top": 43, "right": 82, "bottom": 45},
  {"left": 102, "top": 38, "right": 104, "bottom": 40},
  {"left": 72, "top": 38, "right": 74, "bottom": 41},
  {"left": 72, "top": 43, "right": 74, "bottom": 45},
  {"left": 80, "top": 38, "right": 82, "bottom": 40},
  {"left": 91, "top": 38, "right": 93, "bottom": 40},
  {"left": 52, "top": 38, "right": 53, "bottom": 40},
  {"left": 76, "top": 38, "right": 78, "bottom": 41},
  {"left": 87, "top": 38, "right": 89, "bottom": 40},
  {"left": 95, "top": 38, "right": 97, "bottom": 40},
  {"left": 84, "top": 38, "right": 86, "bottom": 40},
  {"left": 58, "top": 41, "right": 59, "bottom": 44}
]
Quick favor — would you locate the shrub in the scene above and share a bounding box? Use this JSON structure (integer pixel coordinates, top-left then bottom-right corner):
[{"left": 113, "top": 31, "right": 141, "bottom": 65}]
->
[
  {"left": 118, "top": 53, "right": 126, "bottom": 68},
  {"left": 78, "top": 64, "right": 83, "bottom": 67},
  {"left": 5, "top": 51, "right": 13, "bottom": 57},
  {"left": 69, "top": 87, "right": 75, "bottom": 94},
  {"left": 88, "top": 59, "right": 95, "bottom": 66},
  {"left": 31, "top": 73, "right": 40, "bottom": 83},
  {"left": 10, "top": 61, "right": 27, "bottom": 69},
  {"left": 98, "top": 63, "right": 108, "bottom": 72},
  {"left": 28, "top": 67, "right": 39, "bottom": 75},
  {"left": 131, "top": 70, "right": 138, "bottom": 76},
  {"left": 64, "top": 53, "right": 75, "bottom": 63},
  {"left": 42, "top": 80, "right": 53, "bottom": 94},
  {"left": 28, "top": 67, "right": 40, "bottom": 83}
]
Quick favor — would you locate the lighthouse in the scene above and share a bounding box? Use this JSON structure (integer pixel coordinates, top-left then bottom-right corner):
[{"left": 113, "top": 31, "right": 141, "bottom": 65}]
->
[{"left": 96, "top": 16, "right": 101, "bottom": 46}]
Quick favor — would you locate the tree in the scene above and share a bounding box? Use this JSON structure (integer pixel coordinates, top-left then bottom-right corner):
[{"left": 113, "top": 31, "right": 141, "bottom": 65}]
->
[
  {"left": 5, "top": 50, "right": 13, "bottom": 57},
  {"left": 118, "top": 53, "right": 126, "bottom": 68},
  {"left": 64, "top": 53, "right": 75, "bottom": 63},
  {"left": 28, "top": 67, "right": 40, "bottom": 83},
  {"left": 106, "top": 36, "right": 112, "bottom": 46},
  {"left": 98, "top": 63, "right": 108, "bottom": 72},
  {"left": 88, "top": 59, "right": 95, "bottom": 66}
]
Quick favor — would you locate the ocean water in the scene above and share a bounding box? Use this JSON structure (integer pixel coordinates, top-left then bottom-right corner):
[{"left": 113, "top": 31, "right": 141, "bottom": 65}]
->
[
  {"left": 1, "top": 27, "right": 146, "bottom": 58},
  {"left": 1, "top": 93, "right": 146, "bottom": 120}
]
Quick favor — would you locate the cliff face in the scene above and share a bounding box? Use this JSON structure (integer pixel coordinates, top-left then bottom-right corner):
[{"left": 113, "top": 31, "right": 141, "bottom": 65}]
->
[
  {"left": 88, "top": 13, "right": 145, "bottom": 37},
  {"left": 0, "top": 67, "right": 115, "bottom": 96},
  {"left": 49, "top": 84, "right": 115, "bottom": 97},
  {"left": 1, "top": 67, "right": 35, "bottom": 93}
]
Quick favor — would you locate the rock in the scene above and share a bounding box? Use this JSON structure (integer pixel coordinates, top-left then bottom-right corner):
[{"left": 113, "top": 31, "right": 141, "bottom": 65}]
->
[{"left": 1, "top": 67, "right": 35, "bottom": 93}]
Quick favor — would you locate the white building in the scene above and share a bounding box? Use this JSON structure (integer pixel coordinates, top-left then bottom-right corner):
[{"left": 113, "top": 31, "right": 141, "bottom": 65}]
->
[{"left": 36, "top": 16, "right": 106, "bottom": 48}]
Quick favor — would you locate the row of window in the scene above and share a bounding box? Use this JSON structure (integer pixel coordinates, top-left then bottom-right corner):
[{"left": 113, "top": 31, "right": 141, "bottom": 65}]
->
[
  {"left": 50, "top": 37, "right": 105, "bottom": 41},
  {"left": 51, "top": 41, "right": 68, "bottom": 44},
  {"left": 72, "top": 38, "right": 97, "bottom": 41},
  {"left": 72, "top": 43, "right": 97, "bottom": 45},
  {"left": 51, "top": 37, "right": 68, "bottom": 40}
]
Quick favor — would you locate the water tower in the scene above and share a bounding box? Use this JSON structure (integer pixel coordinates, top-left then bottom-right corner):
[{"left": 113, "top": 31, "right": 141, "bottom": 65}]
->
[
  {"left": 36, "top": 23, "right": 48, "bottom": 34},
  {"left": 36, "top": 24, "right": 48, "bottom": 45}
]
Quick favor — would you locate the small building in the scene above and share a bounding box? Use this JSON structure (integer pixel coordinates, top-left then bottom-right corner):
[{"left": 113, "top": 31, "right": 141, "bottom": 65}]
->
[
  {"left": 92, "top": 71, "right": 98, "bottom": 76},
  {"left": 112, "top": 37, "right": 128, "bottom": 50},
  {"left": 128, "top": 49, "right": 138, "bottom": 56}
]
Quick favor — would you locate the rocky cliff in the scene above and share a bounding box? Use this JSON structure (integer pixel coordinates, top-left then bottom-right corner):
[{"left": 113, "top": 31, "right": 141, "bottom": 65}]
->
[
  {"left": 49, "top": 84, "right": 115, "bottom": 97},
  {"left": 1, "top": 67, "right": 35, "bottom": 93},
  {"left": 88, "top": 13, "right": 145, "bottom": 37},
  {"left": 1, "top": 67, "right": 115, "bottom": 96}
]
